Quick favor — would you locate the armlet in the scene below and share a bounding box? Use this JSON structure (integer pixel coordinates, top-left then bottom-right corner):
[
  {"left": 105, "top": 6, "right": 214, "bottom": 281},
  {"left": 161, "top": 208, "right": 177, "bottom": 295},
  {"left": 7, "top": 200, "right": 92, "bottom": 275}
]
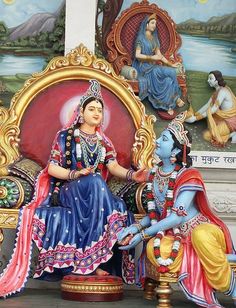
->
[{"left": 171, "top": 205, "right": 187, "bottom": 217}]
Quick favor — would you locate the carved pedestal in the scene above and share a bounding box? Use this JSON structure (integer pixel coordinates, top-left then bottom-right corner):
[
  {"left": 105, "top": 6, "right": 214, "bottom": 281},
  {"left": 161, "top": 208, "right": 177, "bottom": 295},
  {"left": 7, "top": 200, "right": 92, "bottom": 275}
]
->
[
  {"left": 61, "top": 275, "right": 123, "bottom": 302},
  {"left": 144, "top": 278, "right": 157, "bottom": 300},
  {"left": 156, "top": 281, "right": 173, "bottom": 308}
]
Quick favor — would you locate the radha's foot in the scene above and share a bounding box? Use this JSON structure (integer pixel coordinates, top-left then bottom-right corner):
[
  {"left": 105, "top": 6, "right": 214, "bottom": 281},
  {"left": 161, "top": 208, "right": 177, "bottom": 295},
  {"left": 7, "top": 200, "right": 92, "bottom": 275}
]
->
[
  {"left": 95, "top": 268, "right": 110, "bottom": 276},
  {"left": 176, "top": 98, "right": 185, "bottom": 108},
  {"left": 167, "top": 109, "right": 174, "bottom": 116}
]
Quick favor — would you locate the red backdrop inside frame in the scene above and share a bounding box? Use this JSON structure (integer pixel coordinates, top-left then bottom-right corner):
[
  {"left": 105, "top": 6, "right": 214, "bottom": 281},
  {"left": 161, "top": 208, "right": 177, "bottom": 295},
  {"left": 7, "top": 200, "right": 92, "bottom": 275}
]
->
[{"left": 19, "top": 80, "right": 136, "bottom": 168}]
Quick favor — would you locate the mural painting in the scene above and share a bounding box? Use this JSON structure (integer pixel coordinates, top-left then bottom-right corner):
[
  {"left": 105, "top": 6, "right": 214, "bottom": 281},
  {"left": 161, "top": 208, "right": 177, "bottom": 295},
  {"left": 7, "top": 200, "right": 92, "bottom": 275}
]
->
[
  {"left": 0, "top": 0, "right": 65, "bottom": 108},
  {"left": 96, "top": 0, "right": 236, "bottom": 168}
]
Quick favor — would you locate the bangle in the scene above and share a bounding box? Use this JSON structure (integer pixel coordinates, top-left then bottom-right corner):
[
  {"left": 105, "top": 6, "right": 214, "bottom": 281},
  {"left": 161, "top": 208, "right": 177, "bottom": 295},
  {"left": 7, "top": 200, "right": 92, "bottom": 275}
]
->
[
  {"left": 68, "top": 170, "right": 77, "bottom": 180},
  {"left": 140, "top": 230, "right": 151, "bottom": 241},
  {"left": 171, "top": 205, "right": 187, "bottom": 217},
  {"left": 126, "top": 168, "right": 134, "bottom": 182}
]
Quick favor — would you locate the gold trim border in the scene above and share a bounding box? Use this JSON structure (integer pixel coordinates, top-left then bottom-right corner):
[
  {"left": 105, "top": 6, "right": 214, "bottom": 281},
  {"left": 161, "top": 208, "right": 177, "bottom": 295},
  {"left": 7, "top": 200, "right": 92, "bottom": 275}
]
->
[{"left": 0, "top": 208, "right": 19, "bottom": 228}]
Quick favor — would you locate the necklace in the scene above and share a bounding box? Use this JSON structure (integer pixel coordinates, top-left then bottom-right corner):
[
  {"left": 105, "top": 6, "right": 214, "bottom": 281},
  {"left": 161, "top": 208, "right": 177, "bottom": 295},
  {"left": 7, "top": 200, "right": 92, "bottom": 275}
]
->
[
  {"left": 156, "top": 167, "right": 172, "bottom": 193},
  {"left": 74, "top": 129, "right": 106, "bottom": 173},
  {"left": 80, "top": 135, "right": 99, "bottom": 158},
  {"left": 146, "top": 162, "right": 183, "bottom": 273},
  {"left": 79, "top": 130, "right": 97, "bottom": 147}
]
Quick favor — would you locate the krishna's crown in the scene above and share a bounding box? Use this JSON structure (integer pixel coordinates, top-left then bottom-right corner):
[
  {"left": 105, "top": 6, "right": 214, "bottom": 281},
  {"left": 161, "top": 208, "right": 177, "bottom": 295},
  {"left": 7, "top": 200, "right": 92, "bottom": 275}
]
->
[
  {"left": 167, "top": 112, "right": 191, "bottom": 148},
  {"left": 80, "top": 79, "right": 104, "bottom": 107}
]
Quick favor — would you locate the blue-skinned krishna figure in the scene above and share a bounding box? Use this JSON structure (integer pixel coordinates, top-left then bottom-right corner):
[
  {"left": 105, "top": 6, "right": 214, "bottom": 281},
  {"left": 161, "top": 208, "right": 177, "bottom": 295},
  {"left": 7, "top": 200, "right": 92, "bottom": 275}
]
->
[{"left": 118, "top": 112, "right": 236, "bottom": 307}]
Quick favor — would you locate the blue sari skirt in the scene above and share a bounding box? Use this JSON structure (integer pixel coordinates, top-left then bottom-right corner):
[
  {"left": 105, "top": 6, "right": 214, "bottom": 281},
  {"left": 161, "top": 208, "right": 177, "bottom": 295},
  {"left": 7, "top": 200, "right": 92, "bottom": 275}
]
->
[
  {"left": 133, "top": 60, "right": 181, "bottom": 111},
  {"left": 32, "top": 173, "right": 135, "bottom": 283}
]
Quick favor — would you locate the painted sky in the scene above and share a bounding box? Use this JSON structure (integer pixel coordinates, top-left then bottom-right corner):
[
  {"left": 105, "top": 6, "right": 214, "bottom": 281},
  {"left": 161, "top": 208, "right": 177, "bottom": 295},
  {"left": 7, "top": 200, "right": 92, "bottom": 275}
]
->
[
  {"left": 0, "top": 0, "right": 64, "bottom": 28},
  {"left": 121, "top": 0, "right": 236, "bottom": 23}
]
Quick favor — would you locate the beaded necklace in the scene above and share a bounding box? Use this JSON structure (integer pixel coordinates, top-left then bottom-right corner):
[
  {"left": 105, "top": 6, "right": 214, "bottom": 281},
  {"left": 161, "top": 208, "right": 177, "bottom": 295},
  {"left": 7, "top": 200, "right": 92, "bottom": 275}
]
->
[
  {"left": 79, "top": 130, "right": 98, "bottom": 147},
  {"left": 80, "top": 135, "right": 99, "bottom": 158},
  {"left": 74, "top": 129, "right": 106, "bottom": 173},
  {"left": 146, "top": 162, "right": 182, "bottom": 273}
]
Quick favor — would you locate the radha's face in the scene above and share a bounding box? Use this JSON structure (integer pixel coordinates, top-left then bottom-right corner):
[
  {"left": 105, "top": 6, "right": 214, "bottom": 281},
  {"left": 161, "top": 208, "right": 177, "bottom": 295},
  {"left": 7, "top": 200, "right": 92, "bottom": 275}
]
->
[
  {"left": 81, "top": 100, "right": 103, "bottom": 127},
  {"left": 207, "top": 73, "right": 218, "bottom": 88},
  {"left": 155, "top": 129, "right": 174, "bottom": 159},
  {"left": 146, "top": 19, "right": 157, "bottom": 32}
]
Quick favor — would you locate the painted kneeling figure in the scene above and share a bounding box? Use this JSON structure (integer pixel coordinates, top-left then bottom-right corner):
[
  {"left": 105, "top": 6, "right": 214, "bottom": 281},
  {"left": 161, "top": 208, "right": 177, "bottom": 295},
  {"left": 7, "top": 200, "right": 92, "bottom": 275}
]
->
[{"left": 119, "top": 112, "right": 236, "bottom": 307}]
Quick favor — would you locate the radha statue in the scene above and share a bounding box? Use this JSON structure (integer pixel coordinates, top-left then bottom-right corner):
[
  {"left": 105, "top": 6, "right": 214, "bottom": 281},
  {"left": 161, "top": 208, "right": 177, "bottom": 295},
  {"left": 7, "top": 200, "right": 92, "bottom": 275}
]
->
[
  {"left": 119, "top": 112, "right": 236, "bottom": 307},
  {"left": 132, "top": 13, "right": 185, "bottom": 116},
  {"left": 0, "top": 79, "right": 147, "bottom": 297}
]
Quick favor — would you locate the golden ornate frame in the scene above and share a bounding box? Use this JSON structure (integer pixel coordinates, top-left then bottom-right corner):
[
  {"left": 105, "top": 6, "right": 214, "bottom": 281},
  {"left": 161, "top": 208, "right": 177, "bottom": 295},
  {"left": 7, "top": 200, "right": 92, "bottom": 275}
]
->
[{"left": 0, "top": 44, "right": 156, "bottom": 237}]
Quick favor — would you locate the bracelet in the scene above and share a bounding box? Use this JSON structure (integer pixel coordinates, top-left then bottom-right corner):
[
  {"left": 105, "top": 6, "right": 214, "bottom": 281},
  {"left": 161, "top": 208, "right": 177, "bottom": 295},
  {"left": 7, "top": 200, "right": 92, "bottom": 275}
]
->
[
  {"left": 140, "top": 230, "right": 151, "bottom": 241},
  {"left": 145, "top": 55, "right": 152, "bottom": 61},
  {"left": 126, "top": 168, "right": 135, "bottom": 182},
  {"left": 171, "top": 205, "right": 187, "bottom": 217},
  {"left": 68, "top": 170, "right": 78, "bottom": 180}
]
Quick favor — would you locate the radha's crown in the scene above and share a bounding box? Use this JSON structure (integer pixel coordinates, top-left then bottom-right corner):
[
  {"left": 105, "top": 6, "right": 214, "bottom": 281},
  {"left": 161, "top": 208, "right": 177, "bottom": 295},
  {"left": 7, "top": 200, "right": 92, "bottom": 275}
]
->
[
  {"left": 80, "top": 79, "right": 104, "bottom": 107},
  {"left": 148, "top": 13, "right": 157, "bottom": 21},
  {"left": 167, "top": 112, "right": 191, "bottom": 148}
]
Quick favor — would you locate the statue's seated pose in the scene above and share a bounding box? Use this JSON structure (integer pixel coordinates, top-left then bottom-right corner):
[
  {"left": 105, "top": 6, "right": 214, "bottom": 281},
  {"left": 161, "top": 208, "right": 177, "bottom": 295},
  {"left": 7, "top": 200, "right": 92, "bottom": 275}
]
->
[
  {"left": 0, "top": 80, "right": 146, "bottom": 297},
  {"left": 119, "top": 113, "right": 236, "bottom": 307},
  {"left": 132, "top": 14, "right": 185, "bottom": 116},
  {"left": 185, "top": 70, "right": 236, "bottom": 147}
]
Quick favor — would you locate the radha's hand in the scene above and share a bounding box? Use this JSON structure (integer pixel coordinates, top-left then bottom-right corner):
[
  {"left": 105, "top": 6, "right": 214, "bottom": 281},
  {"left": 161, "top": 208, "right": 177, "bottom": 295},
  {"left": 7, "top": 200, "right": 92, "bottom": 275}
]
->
[
  {"left": 119, "top": 233, "right": 142, "bottom": 250},
  {"left": 132, "top": 167, "right": 148, "bottom": 183},
  {"left": 117, "top": 224, "right": 140, "bottom": 242},
  {"left": 77, "top": 167, "right": 93, "bottom": 177}
]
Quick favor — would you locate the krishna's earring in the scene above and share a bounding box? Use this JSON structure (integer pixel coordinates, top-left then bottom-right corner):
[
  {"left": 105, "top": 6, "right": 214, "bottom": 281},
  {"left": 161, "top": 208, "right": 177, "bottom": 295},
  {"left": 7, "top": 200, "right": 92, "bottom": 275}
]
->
[
  {"left": 170, "top": 148, "right": 181, "bottom": 164},
  {"left": 170, "top": 152, "right": 177, "bottom": 164}
]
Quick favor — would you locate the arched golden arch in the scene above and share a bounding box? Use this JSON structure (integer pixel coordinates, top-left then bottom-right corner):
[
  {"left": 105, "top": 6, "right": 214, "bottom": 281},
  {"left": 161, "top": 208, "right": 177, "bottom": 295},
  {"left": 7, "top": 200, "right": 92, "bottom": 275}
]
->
[{"left": 0, "top": 44, "right": 156, "bottom": 176}]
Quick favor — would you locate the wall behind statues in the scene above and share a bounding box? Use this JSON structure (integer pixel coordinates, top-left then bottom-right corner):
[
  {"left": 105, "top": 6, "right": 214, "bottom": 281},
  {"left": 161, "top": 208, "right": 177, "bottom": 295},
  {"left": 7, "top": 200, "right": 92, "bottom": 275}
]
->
[
  {"left": 65, "top": 0, "right": 96, "bottom": 54},
  {"left": 0, "top": 1, "right": 236, "bottom": 281}
]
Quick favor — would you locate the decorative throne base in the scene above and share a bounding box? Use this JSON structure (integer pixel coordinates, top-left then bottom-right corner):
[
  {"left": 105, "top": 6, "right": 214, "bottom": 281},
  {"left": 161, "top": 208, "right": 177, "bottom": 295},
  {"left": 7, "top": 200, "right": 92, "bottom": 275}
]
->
[{"left": 61, "top": 275, "right": 123, "bottom": 302}]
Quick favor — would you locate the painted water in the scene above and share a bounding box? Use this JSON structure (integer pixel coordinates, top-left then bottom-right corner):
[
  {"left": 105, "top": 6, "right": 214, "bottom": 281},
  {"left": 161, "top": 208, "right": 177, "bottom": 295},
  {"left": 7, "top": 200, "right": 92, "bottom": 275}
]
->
[
  {"left": 0, "top": 54, "right": 46, "bottom": 76},
  {"left": 180, "top": 34, "right": 236, "bottom": 76},
  {"left": 1, "top": 35, "right": 236, "bottom": 76}
]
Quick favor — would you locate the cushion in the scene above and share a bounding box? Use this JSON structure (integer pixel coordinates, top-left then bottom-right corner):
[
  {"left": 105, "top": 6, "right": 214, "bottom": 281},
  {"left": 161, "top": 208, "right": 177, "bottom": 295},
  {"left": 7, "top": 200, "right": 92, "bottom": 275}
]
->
[
  {"left": 61, "top": 275, "right": 123, "bottom": 302},
  {"left": 120, "top": 65, "right": 138, "bottom": 80},
  {"left": 8, "top": 157, "right": 42, "bottom": 186}
]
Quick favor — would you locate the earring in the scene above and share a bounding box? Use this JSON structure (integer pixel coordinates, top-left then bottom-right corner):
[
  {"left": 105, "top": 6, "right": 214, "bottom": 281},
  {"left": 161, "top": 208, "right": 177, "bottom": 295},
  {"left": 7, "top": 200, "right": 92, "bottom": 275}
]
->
[
  {"left": 78, "top": 115, "right": 84, "bottom": 124},
  {"left": 170, "top": 152, "right": 177, "bottom": 164}
]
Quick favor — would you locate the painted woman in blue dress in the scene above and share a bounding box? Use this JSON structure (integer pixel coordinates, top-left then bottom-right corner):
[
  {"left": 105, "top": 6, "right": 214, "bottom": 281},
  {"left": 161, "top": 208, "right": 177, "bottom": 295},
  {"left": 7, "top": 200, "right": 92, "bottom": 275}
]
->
[
  {"left": 132, "top": 14, "right": 185, "bottom": 116},
  {"left": 0, "top": 80, "right": 147, "bottom": 298}
]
